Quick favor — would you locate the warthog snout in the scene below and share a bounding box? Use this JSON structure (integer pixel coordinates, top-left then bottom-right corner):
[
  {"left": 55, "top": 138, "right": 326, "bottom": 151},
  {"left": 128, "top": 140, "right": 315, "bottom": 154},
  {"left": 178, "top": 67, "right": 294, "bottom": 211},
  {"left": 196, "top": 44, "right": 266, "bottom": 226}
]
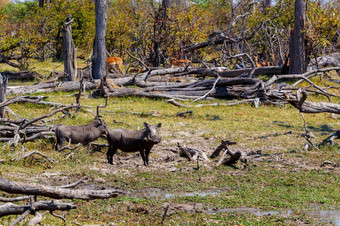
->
[{"left": 148, "top": 135, "right": 161, "bottom": 144}]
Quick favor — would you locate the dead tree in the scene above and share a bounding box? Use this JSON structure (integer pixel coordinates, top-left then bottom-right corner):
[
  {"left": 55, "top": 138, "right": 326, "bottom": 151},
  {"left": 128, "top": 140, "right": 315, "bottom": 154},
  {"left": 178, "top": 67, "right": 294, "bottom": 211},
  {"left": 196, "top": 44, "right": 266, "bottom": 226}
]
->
[
  {"left": 92, "top": 0, "right": 108, "bottom": 79},
  {"left": 0, "top": 73, "right": 8, "bottom": 118},
  {"left": 63, "top": 15, "right": 77, "bottom": 81},
  {"left": 0, "top": 177, "right": 123, "bottom": 224},
  {"left": 289, "top": 0, "right": 306, "bottom": 74},
  {"left": 151, "top": 0, "right": 169, "bottom": 67}
]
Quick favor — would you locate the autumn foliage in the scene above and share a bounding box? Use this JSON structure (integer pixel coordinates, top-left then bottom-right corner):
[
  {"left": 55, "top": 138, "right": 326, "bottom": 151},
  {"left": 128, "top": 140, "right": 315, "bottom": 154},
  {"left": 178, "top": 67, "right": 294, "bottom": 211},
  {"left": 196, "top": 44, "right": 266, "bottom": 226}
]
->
[{"left": 0, "top": 0, "right": 339, "bottom": 70}]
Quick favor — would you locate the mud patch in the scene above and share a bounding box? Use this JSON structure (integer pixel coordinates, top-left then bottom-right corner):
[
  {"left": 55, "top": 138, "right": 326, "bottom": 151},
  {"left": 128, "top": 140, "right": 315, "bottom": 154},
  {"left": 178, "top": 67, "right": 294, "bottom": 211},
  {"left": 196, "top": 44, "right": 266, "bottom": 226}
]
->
[
  {"left": 140, "top": 188, "right": 226, "bottom": 200},
  {"left": 162, "top": 204, "right": 340, "bottom": 225}
]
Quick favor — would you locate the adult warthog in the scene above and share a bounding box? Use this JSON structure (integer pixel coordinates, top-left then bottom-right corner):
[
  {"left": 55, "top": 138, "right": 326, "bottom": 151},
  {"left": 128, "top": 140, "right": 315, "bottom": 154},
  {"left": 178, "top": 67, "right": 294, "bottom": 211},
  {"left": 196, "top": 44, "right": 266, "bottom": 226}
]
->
[
  {"left": 55, "top": 118, "right": 108, "bottom": 152},
  {"left": 107, "top": 122, "right": 162, "bottom": 166}
]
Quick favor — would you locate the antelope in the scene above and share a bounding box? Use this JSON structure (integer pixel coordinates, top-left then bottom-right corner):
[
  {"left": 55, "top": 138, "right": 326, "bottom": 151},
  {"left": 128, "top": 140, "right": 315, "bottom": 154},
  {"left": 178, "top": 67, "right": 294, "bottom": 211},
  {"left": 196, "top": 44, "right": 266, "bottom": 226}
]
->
[
  {"left": 254, "top": 56, "right": 270, "bottom": 67},
  {"left": 170, "top": 57, "right": 191, "bottom": 68},
  {"left": 106, "top": 57, "right": 124, "bottom": 74}
]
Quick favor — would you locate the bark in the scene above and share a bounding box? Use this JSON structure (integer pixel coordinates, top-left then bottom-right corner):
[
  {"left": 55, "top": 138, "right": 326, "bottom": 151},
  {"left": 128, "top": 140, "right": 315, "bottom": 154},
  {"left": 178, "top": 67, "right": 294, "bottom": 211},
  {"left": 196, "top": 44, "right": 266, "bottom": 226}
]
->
[
  {"left": 289, "top": 0, "right": 306, "bottom": 74},
  {"left": 0, "top": 201, "right": 76, "bottom": 217},
  {"left": 286, "top": 91, "right": 340, "bottom": 114},
  {"left": 0, "top": 73, "right": 8, "bottom": 118},
  {"left": 92, "top": 0, "right": 108, "bottom": 79},
  {"left": 0, "top": 177, "right": 122, "bottom": 200},
  {"left": 1, "top": 71, "right": 42, "bottom": 80},
  {"left": 7, "top": 80, "right": 101, "bottom": 95},
  {"left": 39, "top": 0, "right": 44, "bottom": 7},
  {"left": 63, "top": 15, "right": 77, "bottom": 81},
  {"left": 152, "top": 0, "right": 169, "bottom": 67}
]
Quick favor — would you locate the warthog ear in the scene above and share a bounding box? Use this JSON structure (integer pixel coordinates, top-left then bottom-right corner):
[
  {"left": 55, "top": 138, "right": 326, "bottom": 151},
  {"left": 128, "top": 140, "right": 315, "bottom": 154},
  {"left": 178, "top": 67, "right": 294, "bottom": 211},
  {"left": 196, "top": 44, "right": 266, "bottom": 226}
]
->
[
  {"left": 143, "top": 122, "right": 149, "bottom": 128},
  {"left": 157, "top": 123, "right": 162, "bottom": 128}
]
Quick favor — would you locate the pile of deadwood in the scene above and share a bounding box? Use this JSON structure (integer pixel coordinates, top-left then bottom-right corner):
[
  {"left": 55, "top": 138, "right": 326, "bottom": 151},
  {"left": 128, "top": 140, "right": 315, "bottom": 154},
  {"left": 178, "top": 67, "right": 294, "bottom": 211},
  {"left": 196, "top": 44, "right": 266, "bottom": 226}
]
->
[
  {"left": 4, "top": 55, "right": 340, "bottom": 113},
  {"left": 0, "top": 54, "right": 340, "bottom": 224}
]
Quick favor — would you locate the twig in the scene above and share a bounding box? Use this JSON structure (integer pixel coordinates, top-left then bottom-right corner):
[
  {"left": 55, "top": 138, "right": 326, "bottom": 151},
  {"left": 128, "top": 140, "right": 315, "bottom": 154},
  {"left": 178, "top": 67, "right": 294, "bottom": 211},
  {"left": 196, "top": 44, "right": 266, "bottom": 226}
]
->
[
  {"left": 192, "top": 76, "right": 221, "bottom": 103},
  {"left": 57, "top": 143, "right": 81, "bottom": 153},
  {"left": 20, "top": 105, "right": 79, "bottom": 129},
  {"left": 175, "top": 110, "right": 193, "bottom": 117},
  {"left": 50, "top": 210, "right": 66, "bottom": 223},
  {"left": 9, "top": 209, "right": 31, "bottom": 226},
  {"left": 126, "top": 50, "right": 150, "bottom": 71},
  {"left": 10, "top": 151, "right": 55, "bottom": 163},
  {"left": 161, "top": 204, "right": 170, "bottom": 225},
  {"left": 167, "top": 99, "right": 254, "bottom": 108},
  {"left": 58, "top": 176, "right": 88, "bottom": 189},
  {"left": 304, "top": 136, "right": 320, "bottom": 151},
  {"left": 96, "top": 97, "right": 108, "bottom": 118}
]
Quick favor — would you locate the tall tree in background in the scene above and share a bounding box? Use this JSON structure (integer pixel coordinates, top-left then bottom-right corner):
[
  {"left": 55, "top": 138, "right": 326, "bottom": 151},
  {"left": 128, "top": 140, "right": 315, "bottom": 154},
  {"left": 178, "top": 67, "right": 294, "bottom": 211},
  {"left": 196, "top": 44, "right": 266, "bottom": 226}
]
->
[
  {"left": 92, "top": 0, "right": 108, "bottom": 79},
  {"left": 289, "top": 0, "right": 306, "bottom": 74},
  {"left": 63, "top": 15, "right": 77, "bottom": 81},
  {"left": 39, "top": 0, "right": 44, "bottom": 7},
  {"left": 151, "top": 0, "right": 169, "bottom": 67}
]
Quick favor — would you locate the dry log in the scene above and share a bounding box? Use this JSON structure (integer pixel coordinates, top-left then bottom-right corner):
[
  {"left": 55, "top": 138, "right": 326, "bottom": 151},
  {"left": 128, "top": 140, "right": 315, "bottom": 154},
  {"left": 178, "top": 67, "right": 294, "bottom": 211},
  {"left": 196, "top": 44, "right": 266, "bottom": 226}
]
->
[
  {"left": 1, "top": 71, "right": 43, "bottom": 80},
  {"left": 210, "top": 140, "right": 237, "bottom": 158},
  {"left": 7, "top": 80, "right": 101, "bottom": 95},
  {"left": 214, "top": 140, "right": 246, "bottom": 166},
  {"left": 0, "top": 196, "right": 30, "bottom": 202},
  {"left": 167, "top": 99, "right": 254, "bottom": 108},
  {"left": 286, "top": 91, "right": 340, "bottom": 114},
  {"left": 177, "top": 143, "right": 211, "bottom": 162},
  {"left": 0, "top": 201, "right": 76, "bottom": 217},
  {"left": 319, "top": 130, "right": 340, "bottom": 146},
  {"left": 0, "top": 177, "right": 123, "bottom": 200}
]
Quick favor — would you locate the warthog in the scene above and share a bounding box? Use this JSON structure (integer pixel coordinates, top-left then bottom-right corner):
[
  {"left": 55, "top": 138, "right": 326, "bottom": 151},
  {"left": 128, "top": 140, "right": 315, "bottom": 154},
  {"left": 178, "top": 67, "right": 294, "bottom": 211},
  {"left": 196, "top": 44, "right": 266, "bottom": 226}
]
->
[
  {"left": 55, "top": 118, "right": 108, "bottom": 152},
  {"left": 107, "top": 122, "right": 162, "bottom": 166}
]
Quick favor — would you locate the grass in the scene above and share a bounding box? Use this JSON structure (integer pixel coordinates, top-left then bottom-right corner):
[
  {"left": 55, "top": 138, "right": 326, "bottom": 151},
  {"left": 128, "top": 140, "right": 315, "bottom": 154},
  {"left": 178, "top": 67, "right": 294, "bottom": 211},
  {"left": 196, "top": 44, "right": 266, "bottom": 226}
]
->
[{"left": 0, "top": 71, "right": 339, "bottom": 224}]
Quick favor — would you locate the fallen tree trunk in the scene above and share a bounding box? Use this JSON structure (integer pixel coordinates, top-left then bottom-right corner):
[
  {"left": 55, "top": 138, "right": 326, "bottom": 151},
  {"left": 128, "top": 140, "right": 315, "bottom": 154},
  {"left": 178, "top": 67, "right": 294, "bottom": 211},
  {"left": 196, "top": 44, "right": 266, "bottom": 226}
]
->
[
  {"left": 286, "top": 91, "right": 340, "bottom": 114},
  {"left": 0, "top": 71, "right": 43, "bottom": 80},
  {"left": 6, "top": 80, "right": 101, "bottom": 95},
  {"left": 0, "top": 201, "right": 76, "bottom": 217},
  {"left": 0, "top": 177, "right": 122, "bottom": 200}
]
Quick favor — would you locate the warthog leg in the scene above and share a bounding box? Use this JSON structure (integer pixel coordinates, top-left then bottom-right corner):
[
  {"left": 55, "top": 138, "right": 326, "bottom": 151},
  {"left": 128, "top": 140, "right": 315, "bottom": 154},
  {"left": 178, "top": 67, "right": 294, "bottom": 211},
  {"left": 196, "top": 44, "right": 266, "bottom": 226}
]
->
[
  {"left": 139, "top": 149, "right": 147, "bottom": 166},
  {"left": 145, "top": 149, "right": 151, "bottom": 166},
  {"left": 87, "top": 143, "right": 91, "bottom": 154},
  {"left": 107, "top": 146, "right": 117, "bottom": 164}
]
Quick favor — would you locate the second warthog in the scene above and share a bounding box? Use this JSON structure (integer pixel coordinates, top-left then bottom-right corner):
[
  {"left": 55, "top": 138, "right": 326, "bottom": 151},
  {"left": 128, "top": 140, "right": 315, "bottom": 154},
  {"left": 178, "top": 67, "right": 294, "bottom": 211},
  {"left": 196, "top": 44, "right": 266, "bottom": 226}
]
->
[
  {"left": 55, "top": 117, "right": 108, "bottom": 152},
  {"left": 107, "top": 122, "right": 162, "bottom": 166}
]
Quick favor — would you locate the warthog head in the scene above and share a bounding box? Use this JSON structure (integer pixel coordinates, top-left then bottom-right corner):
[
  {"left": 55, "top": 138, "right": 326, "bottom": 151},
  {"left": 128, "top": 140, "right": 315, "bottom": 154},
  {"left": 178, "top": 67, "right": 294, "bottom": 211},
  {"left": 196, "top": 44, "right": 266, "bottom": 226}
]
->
[
  {"left": 94, "top": 117, "right": 108, "bottom": 136},
  {"left": 143, "top": 122, "right": 162, "bottom": 144}
]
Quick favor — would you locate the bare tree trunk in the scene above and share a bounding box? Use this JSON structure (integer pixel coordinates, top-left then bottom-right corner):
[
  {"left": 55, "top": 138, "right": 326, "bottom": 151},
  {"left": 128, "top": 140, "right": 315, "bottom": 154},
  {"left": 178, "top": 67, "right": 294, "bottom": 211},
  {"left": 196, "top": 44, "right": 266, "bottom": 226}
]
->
[
  {"left": 289, "top": 0, "right": 306, "bottom": 74},
  {"left": 0, "top": 73, "right": 8, "bottom": 118},
  {"left": 152, "top": 0, "right": 169, "bottom": 67},
  {"left": 92, "top": 0, "right": 108, "bottom": 79},
  {"left": 63, "top": 15, "right": 77, "bottom": 81}
]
